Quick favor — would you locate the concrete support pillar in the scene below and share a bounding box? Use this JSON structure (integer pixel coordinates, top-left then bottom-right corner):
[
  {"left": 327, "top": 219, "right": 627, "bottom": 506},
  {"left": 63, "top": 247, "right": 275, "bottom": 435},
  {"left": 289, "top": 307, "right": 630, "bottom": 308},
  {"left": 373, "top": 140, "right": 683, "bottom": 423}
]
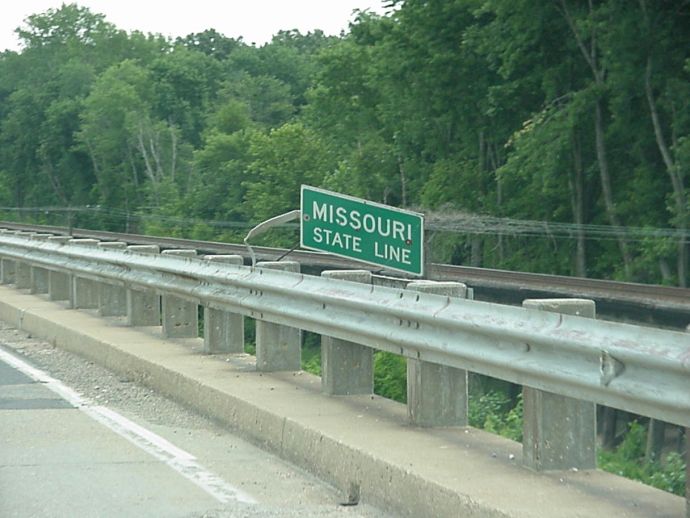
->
[
  {"left": 522, "top": 298, "right": 597, "bottom": 471},
  {"left": 203, "top": 255, "right": 244, "bottom": 353},
  {"left": 15, "top": 260, "right": 31, "bottom": 289},
  {"left": 161, "top": 249, "right": 198, "bottom": 338},
  {"left": 1, "top": 259, "right": 15, "bottom": 284},
  {"left": 0, "top": 231, "right": 22, "bottom": 285},
  {"left": 48, "top": 270, "right": 70, "bottom": 301},
  {"left": 320, "top": 270, "right": 374, "bottom": 395},
  {"left": 46, "top": 236, "right": 71, "bottom": 301},
  {"left": 14, "top": 233, "right": 34, "bottom": 289},
  {"left": 2, "top": 231, "right": 25, "bottom": 286},
  {"left": 69, "top": 239, "right": 100, "bottom": 309},
  {"left": 30, "top": 266, "right": 49, "bottom": 294},
  {"left": 29, "top": 234, "right": 52, "bottom": 295},
  {"left": 126, "top": 245, "right": 161, "bottom": 327},
  {"left": 98, "top": 242, "right": 128, "bottom": 317},
  {"left": 1, "top": 258, "right": 16, "bottom": 285},
  {"left": 406, "top": 281, "right": 469, "bottom": 427},
  {"left": 255, "top": 261, "right": 301, "bottom": 372}
]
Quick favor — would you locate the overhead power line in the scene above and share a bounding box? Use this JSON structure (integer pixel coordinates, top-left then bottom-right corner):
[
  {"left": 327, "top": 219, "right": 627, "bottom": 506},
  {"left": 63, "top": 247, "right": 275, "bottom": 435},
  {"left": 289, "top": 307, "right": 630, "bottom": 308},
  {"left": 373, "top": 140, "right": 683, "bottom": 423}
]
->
[
  {"left": 424, "top": 211, "right": 690, "bottom": 243},
  {"left": 1, "top": 206, "right": 688, "bottom": 243}
]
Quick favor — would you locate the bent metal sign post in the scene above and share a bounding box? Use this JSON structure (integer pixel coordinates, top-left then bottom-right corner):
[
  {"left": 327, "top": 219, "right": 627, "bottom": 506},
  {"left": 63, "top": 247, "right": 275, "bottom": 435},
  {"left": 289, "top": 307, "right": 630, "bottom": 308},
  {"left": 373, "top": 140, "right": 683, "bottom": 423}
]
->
[{"left": 300, "top": 185, "right": 424, "bottom": 276}]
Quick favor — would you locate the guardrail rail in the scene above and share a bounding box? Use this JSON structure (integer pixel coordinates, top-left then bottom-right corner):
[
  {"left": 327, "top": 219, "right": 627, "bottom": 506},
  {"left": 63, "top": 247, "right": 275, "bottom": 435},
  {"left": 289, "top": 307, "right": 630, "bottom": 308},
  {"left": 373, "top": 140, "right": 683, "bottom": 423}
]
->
[{"left": 1, "top": 220, "right": 689, "bottom": 329}]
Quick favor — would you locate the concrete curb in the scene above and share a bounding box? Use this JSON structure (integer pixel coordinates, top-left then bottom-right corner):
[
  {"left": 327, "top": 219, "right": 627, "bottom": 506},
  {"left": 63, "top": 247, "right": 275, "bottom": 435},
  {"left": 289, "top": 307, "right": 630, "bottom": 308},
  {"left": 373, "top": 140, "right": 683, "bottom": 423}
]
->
[{"left": 0, "top": 286, "right": 684, "bottom": 518}]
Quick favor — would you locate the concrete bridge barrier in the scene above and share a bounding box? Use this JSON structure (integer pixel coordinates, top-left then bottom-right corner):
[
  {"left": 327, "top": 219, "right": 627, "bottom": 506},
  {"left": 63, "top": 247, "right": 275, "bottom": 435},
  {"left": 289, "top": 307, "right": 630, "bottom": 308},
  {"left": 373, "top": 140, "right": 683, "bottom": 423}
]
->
[{"left": 0, "top": 230, "right": 687, "bottom": 517}]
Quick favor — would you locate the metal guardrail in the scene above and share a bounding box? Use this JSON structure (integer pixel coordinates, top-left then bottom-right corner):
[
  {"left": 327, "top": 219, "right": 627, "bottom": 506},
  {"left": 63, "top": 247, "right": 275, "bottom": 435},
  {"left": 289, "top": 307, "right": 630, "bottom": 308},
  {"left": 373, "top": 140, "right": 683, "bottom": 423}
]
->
[
  {"left": 0, "top": 230, "right": 688, "bottom": 429},
  {"left": 1, "top": 221, "right": 688, "bottom": 326}
]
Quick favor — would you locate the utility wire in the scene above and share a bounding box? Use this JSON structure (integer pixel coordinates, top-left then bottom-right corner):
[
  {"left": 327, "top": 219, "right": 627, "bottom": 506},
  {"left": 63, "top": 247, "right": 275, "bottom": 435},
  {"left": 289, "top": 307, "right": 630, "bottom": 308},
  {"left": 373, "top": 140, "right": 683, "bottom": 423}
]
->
[{"left": 1, "top": 206, "right": 688, "bottom": 243}]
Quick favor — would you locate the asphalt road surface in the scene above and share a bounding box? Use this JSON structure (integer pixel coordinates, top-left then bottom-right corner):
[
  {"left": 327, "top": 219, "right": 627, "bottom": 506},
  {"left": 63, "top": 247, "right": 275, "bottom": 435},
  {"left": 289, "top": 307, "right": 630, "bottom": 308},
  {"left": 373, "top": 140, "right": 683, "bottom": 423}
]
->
[{"left": 0, "top": 323, "right": 389, "bottom": 518}]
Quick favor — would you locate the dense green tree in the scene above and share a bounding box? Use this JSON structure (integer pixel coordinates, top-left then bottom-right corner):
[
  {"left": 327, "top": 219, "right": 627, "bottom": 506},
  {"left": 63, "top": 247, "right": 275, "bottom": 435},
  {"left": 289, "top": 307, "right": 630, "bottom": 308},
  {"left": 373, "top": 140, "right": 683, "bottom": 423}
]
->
[
  {"left": 78, "top": 60, "right": 153, "bottom": 209},
  {"left": 149, "top": 48, "right": 223, "bottom": 146},
  {"left": 304, "top": 29, "right": 398, "bottom": 203},
  {"left": 243, "top": 122, "right": 335, "bottom": 222},
  {"left": 1, "top": 0, "right": 688, "bottom": 285},
  {"left": 175, "top": 29, "right": 243, "bottom": 61},
  {"left": 189, "top": 121, "right": 253, "bottom": 224},
  {"left": 221, "top": 73, "right": 296, "bottom": 128}
]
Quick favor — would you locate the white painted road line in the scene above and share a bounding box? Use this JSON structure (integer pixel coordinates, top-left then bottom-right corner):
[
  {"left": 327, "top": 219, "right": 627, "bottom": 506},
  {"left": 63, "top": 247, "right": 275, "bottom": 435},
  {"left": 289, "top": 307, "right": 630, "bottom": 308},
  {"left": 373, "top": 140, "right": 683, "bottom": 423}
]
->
[{"left": 0, "top": 346, "right": 257, "bottom": 505}]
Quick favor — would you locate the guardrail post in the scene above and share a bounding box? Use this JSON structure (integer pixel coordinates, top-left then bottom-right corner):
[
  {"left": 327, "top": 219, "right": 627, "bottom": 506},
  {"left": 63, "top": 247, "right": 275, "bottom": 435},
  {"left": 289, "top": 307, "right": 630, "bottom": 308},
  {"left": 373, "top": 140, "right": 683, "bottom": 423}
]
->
[
  {"left": 69, "top": 239, "right": 100, "bottom": 309},
  {"left": 321, "top": 270, "right": 374, "bottom": 395},
  {"left": 0, "top": 231, "right": 15, "bottom": 284},
  {"left": 30, "top": 265, "right": 49, "bottom": 294},
  {"left": 14, "top": 233, "right": 32, "bottom": 289},
  {"left": 98, "top": 242, "right": 128, "bottom": 317},
  {"left": 255, "top": 261, "right": 301, "bottom": 371},
  {"left": 202, "top": 255, "right": 244, "bottom": 353},
  {"left": 46, "top": 236, "right": 71, "bottom": 301},
  {"left": 522, "top": 298, "right": 597, "bottom": 471},
  {"left": 15, "top": 260, "right": 31, "bottom": 289},
  {"left": 0, "top": 257, "right": 14, "bottom": 284},
  {"left": 126, "top": 245, "right": 161, "bottom": 326},
  {"left": 161, "top": 249, "right": 198, "bottom": 338},
  {"left": 406, "top": 281, "right": 469, "bottom": 427},
  {"left": 0, "top": 232, "right": 16, "bottom": 284},
  {"left": 29, "top": 234, "right": 52, "bottom": 294}
]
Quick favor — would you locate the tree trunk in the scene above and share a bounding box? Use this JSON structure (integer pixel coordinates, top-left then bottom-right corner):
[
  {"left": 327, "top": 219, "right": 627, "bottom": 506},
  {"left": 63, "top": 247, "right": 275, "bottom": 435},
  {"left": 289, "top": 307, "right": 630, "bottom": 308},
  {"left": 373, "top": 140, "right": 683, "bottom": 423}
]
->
[
  {"left": 484, "top": 135, "right": 505, "bottom": 265},
  {"left": 594, "top": 99, "right": 633, "bottom": 276},
  {"left": 644, "top": 56, "right": 688, "bottom": 287},
  {"left": 558, "top": 0, "right": 633, "bottom": 277},
  {"left": 398, "top": 156, "right": 407, "bottom": 208},
  {"left": 470, "top": 236, "right": 483, "bottom": 267},
  {"left": 169, "top": 122, "right": 177, "bottom": 182},
  {"left": 569, "top": 134, "right": 587, "bottom": 277},
  {"left": 677, "top": 239, "right": 688, "bottom": 288},
  {"left": 598, "top": 405, "right": 618, "bottom": 449},
  {"left": 645, "top": 419, "right": 666, "bottom": 462},
  {"left": 493, "top": 147, "right": 505, "bottom": 265},
  {"left": 43, "top": 161, "right": 69, "bottom": 207}
]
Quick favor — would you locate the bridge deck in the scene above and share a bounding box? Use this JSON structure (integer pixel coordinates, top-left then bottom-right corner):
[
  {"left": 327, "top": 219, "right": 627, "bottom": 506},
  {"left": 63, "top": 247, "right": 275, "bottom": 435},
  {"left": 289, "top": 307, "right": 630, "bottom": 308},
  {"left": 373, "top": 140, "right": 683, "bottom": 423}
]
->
[{"left": 0, "top": 286, "right": 683, "bottom": 518}]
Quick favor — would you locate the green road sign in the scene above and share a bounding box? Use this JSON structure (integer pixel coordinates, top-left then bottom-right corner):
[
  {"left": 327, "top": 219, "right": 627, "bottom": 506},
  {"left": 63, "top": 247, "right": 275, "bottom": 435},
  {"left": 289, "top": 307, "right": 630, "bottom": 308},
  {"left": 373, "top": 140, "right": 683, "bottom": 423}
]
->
[{"left": 300, "top": 185, "right": 424, "bottom": 276}]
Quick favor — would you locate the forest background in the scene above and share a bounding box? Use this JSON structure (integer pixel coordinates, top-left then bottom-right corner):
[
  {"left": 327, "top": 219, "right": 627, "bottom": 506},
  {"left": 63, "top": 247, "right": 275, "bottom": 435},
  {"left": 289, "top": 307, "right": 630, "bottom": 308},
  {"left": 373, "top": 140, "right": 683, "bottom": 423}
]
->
[
  {"left": 0, "top": 0, "right": 688, "bottom": 494},
  {"left": 1, "top": 0, "right": 689, "bottom": 287}
]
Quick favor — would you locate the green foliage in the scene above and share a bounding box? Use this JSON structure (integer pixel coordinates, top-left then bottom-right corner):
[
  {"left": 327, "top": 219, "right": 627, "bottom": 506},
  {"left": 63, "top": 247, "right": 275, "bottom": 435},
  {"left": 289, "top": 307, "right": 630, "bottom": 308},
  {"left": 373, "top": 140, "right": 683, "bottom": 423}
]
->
[
  {"left": 468, "top": 390, "right": 523, "bottom": 442},
  {"left": 243, "top": 317, "right": 256, "bottom": 355},
  {"left": 301, "top": 354, "right": 321, "bottom": 377},
  {"left": 243, "top": 122, "right": 335, "bottom": 222},
  {"left": 175, "top": 29, "right": 242, "bottom": 61},
  {"left": 466, "top": 393, "right": 687, "bottom": 496},
  {"left": 598, "top": 421, "right": 686, "bottom": 496},
  {"left": 3, "top": 1, "right": 689, "bottom": 285},
  {"left": 301, "top": 332, "right": 321, "bottom": 376},
  {"left": 373, "top": 352, "right": 407, "bottom": 403},
  {"left": 0, "top": 171, "right": 12, "bottom": 205},
  {"left": 16, "top": 3, "right": 120, "bottom": 50}
]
